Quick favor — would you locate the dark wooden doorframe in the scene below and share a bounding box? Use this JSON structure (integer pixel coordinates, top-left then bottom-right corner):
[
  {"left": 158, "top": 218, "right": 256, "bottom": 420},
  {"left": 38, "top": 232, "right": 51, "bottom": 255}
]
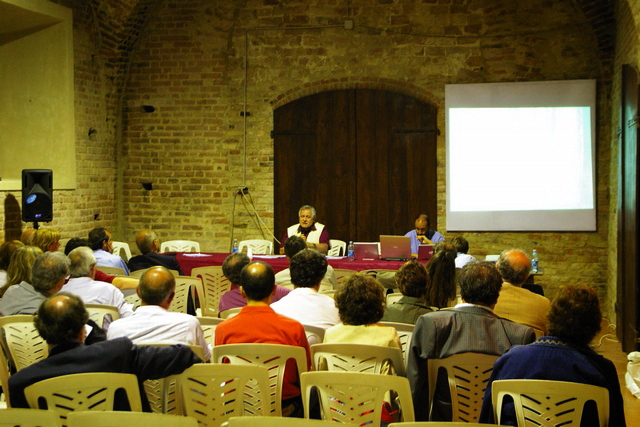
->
[
  {"left": 618, "top": 64, "right": 640, "bottom": 352},
  {"left": 273, "top": 89, "right": 438, "bottom": 251}
]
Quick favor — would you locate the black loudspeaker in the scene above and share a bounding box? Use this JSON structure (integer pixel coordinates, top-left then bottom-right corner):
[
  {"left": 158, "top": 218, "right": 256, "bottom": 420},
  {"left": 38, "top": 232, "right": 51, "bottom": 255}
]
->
[{"left": 22, "top": 169, "right": 53, "bottom": 223}]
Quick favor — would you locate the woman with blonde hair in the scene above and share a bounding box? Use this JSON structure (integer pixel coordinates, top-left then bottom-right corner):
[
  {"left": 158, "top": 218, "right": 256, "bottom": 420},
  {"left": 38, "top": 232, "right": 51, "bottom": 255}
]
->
[
  {"left": 31, "top": 228, "right": 61, "bottom": 253},
  {"left": 0, "top": 240, "right": 25, "bottom": 287},
  {"left": 0, "top": 246, "right": 43, "bottom": 298}
]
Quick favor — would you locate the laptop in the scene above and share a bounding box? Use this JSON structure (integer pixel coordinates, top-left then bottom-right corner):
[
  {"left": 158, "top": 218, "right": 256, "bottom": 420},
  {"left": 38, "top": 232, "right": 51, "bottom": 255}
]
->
[
  {"left": 417, "top": 244, "right": 434, "bottom": 261},
  {"left": 354, "top": 242, "right": 380, "bottom": 260},
  {"left": 379, "top": 235, "right": 412, "bottom": 261}
]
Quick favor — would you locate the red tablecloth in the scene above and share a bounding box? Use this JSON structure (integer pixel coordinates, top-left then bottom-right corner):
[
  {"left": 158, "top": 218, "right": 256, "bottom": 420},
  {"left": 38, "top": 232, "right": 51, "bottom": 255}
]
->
[{"left": 176, "top": 252, "right": 409, "bottom": 276}]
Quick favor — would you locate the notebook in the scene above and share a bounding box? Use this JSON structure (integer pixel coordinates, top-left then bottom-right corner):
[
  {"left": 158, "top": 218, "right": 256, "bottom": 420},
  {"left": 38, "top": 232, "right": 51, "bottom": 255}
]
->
[
  {"left": 417, "top": 244, "right": 434, "bottom": 260},
  {"left": 379, "top": 235, "right": 412, "bottom": 261},
  {"left": 354, "top": 242, "right": 380, "bottom": 260}
]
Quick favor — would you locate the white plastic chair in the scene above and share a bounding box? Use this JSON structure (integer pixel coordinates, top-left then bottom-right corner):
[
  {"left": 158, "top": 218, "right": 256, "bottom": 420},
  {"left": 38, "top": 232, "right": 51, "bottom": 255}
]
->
[
  {"left": 219, "top": 307, "right": 241, "bottom": 319},
  {"left": 388, "top": 423, "right": 502, "bottom": 427},
  {"left": 84, "top": 304, "right": 120, "bottom": 330},
  {"left": 227, "top": 417, "right": 338, "bottom": 427},
  {"left": 160, "top": 240, "right": 201, "bottom": 253},
  {"left": 303, "top": 324, "right": 326, "bottom": 345},
  {"left": 311, "top": 343, "right": 405, "bottom": 376},
  {"left": 25, "top": 373, "right": 143, "bottom": 424},
  {"left": 491, "top": 379, "right": 610, "bottom": 427},
  {"left": 95, "top": 266, "right": 126, "bottom": 276},
  {"left": 191, "top": 266, "right": 232, "bottom": 317},
  {"left": 427, "top": 352, "right": 499, "bottom": 422},
  {"left": 197, "top": 316, "right": 225, "bottom": 349},
  {"left": 379, "top": 321, "right": 415, "bottom": 366},
  {"left": 386, "top": 292, "right": 403, "bottom": 305},
  {"left": 130, "top": 268, "right": 179, "bottom": 278},
  {"left": 327, "top": 239, "right": 346, "bottom": 257},
  {"left": 179, "top": 364, "right": 270, "bottom": 426},
  {"left": 213, "top": 343, "right": 308, "bottom": 416},
  {"left": 301, "top": 371, "right": 415, "bottom": 427},
  {"left": 0, "top": 409, "right": 61, "bottom": 427},
  {"left": 67, "top": 411, "right": 199, "bottom": 427},
  {"left": 111, "top": 241, "right": 132, "bottom": 261},
  {"left": 332, "top": 268, "right": 356, "bottom": 288},
  {"left": 238, "top": 239, "right": 273, "bottom": 255},
  {"left": 0, "top": 315, "right": 48, "bottom": 372},
  {"left": 169, "top": 276, "right": 204, "bottom": 314}
]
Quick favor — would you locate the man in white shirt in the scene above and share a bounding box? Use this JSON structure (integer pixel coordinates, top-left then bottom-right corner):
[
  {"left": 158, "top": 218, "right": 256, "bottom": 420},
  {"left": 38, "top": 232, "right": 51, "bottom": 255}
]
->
[
  {"left": 275, "top": 235, "right": 337, "bottom": 291},
  {"left": 61, "top": 246, "right": 133, "bottom": 318},
  {"left": 271, "top": 249, "right": 340, "bottom": 329},
  {"left": 451, "top": 236, "right": 476, "bottom": 269},
  {"left": 88, "top": 227, "right": 129, "bottom": 275},
  {"left": 107, "top": 266, "right": 211, "bottom": 361}
]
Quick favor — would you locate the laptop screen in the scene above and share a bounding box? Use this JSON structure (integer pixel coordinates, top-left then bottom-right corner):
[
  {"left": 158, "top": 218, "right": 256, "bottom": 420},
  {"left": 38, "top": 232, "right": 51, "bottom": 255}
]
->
[{"left": 379, "top": 235, "right": 412, "bottom": 260}]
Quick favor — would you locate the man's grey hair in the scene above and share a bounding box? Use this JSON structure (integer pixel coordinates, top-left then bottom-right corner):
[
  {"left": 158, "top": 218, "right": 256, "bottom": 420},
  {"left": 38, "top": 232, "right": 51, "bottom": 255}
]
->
[
  {"left": 299, "top": 205, "right": 316, "bottom": 219},
  {"left": 136, "top": 230, "right": 158, "bottom": 254},
  {"left": 32, "top": 252, "right": 70, "bottom": 294},
  {"left": 496, "top": 249, "right": 531, "bottom": 286},
  {"left": 68, "top": 246, "right": 97, "bottom": 277}
]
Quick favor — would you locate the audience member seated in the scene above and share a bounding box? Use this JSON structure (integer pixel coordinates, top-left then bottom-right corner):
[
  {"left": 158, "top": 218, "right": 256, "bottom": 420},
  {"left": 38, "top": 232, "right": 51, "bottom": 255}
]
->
[
  {"left": 450, "top": 236, "right": 476, "bottom": 268},
  {"left": 424, "top": 244, "right": 457, "bottom": 308},
  {"left": 21, "top": 228, "right": 36, "bottom": 245},
  {"left": 275, "top": 235, "right": 337, "bottom": 290},
  {"left": 107, "top": 266, "right": 210, "bottom": 361},
  {"left": 8, "top": 293, "right": 201, "bottom": 410},
  {"left": 215, "top": 261, "right": 311, "bottom": 417},
  {"left": 405, "top": 214, "right": 444, "bottom": 254},
  {"left": 0, "top": 240, "right": 24, "bottom": 288},
  {"left": 128, "top": 230, "right": 183, "bottom": 274},
  {"left": 407, "top": 261, "right": 535, "bottom": 421},
  {"left": 217, "top": 252, "right": 290, "bottom": 315},
  {"left": 479, "top": 285, "right": 626, "bottom": 426},
  {"left": 381, "top": 260, "right": 436, "bottom": 324},
  {"left": 280, "top": 205, "right": 330, "bottom": 254},
  {"left": 325, "top": 273, "right": 401, "bottom": 350},
  {"left": 31, "top": 228, "right": 61, "bottom": 253},
  {"left": 494, "top": 249, "right": 550, "bottom": 337},
  {"left": 88, "top": 227, "right": 129, "bottom": 275},
  {"left": 61, "top": 247, "right": 133, "bottom": 319},
  {"left": 0, "top": 247, "right": 45, "bottom": 314},
  {"left": 271, "top": 249, "right": 340, "bottom": 329}
]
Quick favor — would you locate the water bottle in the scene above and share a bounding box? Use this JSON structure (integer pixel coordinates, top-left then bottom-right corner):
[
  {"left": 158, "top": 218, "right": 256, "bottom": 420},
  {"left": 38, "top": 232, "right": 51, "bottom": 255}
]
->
[
  {"left": 531, "top": 249, "right": 539, "bottom": 273},
  {"left": 347, "top": 241, "right": 355, "bottom": 261},
  {"left": 232, "top": 239, "right": 239, "bottom": 253}
]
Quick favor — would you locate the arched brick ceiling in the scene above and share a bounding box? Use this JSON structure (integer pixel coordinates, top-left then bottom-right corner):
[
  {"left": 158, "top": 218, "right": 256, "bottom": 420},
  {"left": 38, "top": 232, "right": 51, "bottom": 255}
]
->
[{"left": 573, "top": 0, "right": 616, "bottom": 60}]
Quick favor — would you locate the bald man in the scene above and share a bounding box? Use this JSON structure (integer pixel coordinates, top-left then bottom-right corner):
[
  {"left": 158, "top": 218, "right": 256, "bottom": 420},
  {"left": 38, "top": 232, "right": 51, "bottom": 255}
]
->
[
  {"left": 107, "top": 266, "right": 210, "bottom": 361},
  {"left": 405, "top": 214, "right": 444, "bottom": 254},
  {"left": 493, "top": 249, "right": 551, "bottom": 337},
  {"left": 8, "top": 292, "right": 200, "bottom": 410},
  {"left": 128, "top": 230, "right": 183, "bottom": 274}
]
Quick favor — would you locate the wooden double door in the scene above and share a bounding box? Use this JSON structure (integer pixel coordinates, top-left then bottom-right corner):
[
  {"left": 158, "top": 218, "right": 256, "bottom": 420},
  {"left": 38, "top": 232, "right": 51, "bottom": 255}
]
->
[{"left": 273, "top": 89, "right": 438, "bottom": 249}]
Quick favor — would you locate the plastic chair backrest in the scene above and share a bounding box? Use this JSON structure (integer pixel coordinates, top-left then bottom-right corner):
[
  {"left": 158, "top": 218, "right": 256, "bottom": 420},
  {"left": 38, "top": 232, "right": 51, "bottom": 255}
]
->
[
  {"left": 196, "top": 316, "right": 224, "bottom": 349},
  {"left": 191, "top": 266, "right": 232, "bottom": 317},
  {"left": 388, "top": 423, "right": 502, "bottom": 427},
  {"left": 427, "top": 352, "right": 499, "bottom": 422},
  {"left": 386, "top": 292, "right": 403, "bottom": 305},
  {"left": 0, "top": 409, "right": 61, "bottom": 427},
  {"left": 179, "top": 364, "right": 270, "bottom": 426},
  {"left": 111, "top": 242, "right": 132, "bottom": 261},
  {"left": 67, "top": 411, "right": 198, "bottom": 427},
  {"left": 95, "top": 266, "right": 126, "bottom": 276},
  {"left": 219, "top": 307, "right": 241, "bottom": 319},
  {"left": 136, "top": 343, "right": 206, "bottom": 414},
  {"left": 491, "top": 379, "right": 610, "bottom": 427},
  {"left": 213, "top": 343, "right": 308, "bottom": 416},
  {"left": 301, "top": 371, "right": 415, "bottom": 427},
  {"left": 160, "top": 240, "right": 201, "bottom": 253},
  {"left": 311, "top": 342, "right": 405, "bottom": 376},
  {"left": 227, "top": 416, "right": 338, "bottom": 427},
  {"left": 169, "top": 276, "right": 204, "bottom": 314},
  {"left": 379, "top": 321, "right": 415, "bottom": 366},
  {"left": 0, "top": 315, "right": 48, "bottom": 372},
  {"left": 302, "top": 324, "right": 325, "bottom": 345},
  {"left": 124, "top": 292, "right": 141, "bottom": 311},
  {"left": 327, "top": 239, "right": 346, "bottom": 257},
  {"left": 332, "top": 268, "right": 356, "bottom": 288},
  {"left": 84, "top": 304, "right": 120, "bottom": 329},
  {"left": 24, "top": 373, "right": 143, "bottom": 425},
  {"left": 238, "top": 239, "right": 273, "bottom": 255}
]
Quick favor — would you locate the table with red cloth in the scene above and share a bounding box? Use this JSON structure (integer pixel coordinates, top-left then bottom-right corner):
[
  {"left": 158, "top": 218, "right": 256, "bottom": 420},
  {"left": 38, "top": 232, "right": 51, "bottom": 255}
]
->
[{"left": 176, "top": 252, "right": 410, "bottom": 276}]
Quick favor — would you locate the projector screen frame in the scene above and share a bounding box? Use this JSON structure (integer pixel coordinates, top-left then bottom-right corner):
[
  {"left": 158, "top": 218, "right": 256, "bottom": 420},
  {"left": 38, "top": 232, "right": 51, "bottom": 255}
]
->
[{"left": 445, "top": 79, "right": 597, "bottom": 232}]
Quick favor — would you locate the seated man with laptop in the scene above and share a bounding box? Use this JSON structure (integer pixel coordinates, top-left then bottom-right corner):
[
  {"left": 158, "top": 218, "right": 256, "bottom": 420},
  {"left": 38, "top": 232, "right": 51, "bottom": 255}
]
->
[{"left": 405, "top": 214, "right": 444, "bottom": 254}]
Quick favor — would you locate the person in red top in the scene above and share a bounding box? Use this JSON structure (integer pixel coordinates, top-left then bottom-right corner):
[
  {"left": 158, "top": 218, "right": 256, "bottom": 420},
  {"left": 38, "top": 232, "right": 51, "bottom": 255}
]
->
[{"left": 215, "top": 261, "right": 311, "bottom": 417}]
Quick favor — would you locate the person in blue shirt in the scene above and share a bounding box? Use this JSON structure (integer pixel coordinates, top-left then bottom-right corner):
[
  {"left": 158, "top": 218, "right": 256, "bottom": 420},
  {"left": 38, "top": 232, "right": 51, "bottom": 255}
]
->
[{"left": 405, "top": 214, "right": 444, "bottom": 254}]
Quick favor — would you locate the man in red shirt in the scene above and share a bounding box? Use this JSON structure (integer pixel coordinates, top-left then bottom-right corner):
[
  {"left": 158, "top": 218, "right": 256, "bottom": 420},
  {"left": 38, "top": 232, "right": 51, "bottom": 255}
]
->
[{"left": 215, "top": 261, "right": 311, "bottom": 417}]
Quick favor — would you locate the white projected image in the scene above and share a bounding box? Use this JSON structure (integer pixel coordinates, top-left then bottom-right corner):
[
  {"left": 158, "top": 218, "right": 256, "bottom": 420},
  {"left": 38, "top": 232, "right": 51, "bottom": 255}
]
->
[{"left": 449, "top": 106, "right": 593, "bottom": 212}]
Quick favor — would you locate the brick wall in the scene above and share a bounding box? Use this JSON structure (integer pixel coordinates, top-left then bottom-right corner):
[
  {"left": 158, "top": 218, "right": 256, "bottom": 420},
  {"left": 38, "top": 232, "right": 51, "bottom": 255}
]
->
[{"left": 121, "top": 0, "right": 612, "bottom": 307}]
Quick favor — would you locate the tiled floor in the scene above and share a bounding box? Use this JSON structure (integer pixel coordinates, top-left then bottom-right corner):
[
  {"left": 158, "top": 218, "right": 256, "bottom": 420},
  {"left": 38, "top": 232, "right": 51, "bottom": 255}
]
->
[{"left": 593, "top": 320, "right": 640, "bottom": 426}]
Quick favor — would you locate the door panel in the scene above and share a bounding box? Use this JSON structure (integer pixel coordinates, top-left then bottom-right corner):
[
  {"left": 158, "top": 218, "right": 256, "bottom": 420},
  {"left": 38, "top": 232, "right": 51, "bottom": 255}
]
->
[{"left": 274, "top": 89, "right": 437, "bottom": 249}]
